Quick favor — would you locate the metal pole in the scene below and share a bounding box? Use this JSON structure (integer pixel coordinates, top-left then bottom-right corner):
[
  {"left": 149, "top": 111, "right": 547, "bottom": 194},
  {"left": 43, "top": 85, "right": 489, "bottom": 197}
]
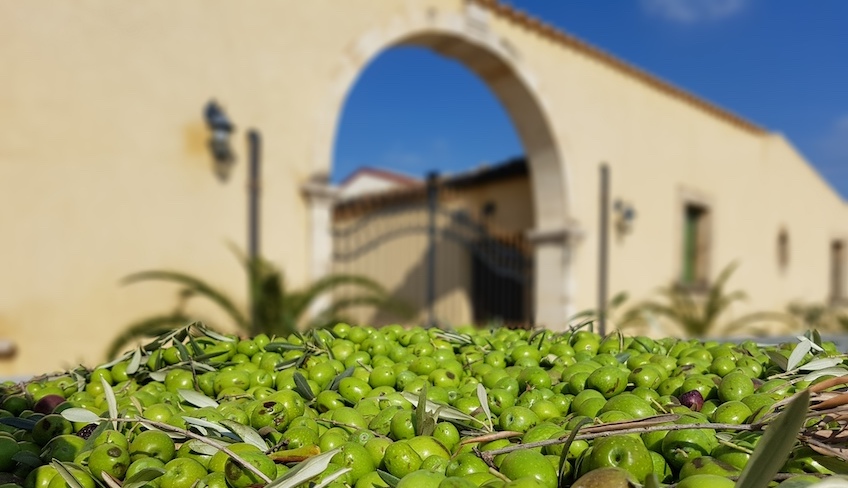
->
[
  {"left": 426, "top": 171, "right": 439, "bottom": 328},
  {"left": 248, "top": 130, "right": 261, "bottom": 330},
  {"left": 598, "top": 163, "right": 609, "bottom": 336}
]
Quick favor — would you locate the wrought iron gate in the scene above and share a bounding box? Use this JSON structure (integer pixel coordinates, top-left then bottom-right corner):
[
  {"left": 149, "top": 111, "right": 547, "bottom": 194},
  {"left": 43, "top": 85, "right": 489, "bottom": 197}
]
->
[{"left": 331, "top": 174, "right": 534, "bottom": 328}]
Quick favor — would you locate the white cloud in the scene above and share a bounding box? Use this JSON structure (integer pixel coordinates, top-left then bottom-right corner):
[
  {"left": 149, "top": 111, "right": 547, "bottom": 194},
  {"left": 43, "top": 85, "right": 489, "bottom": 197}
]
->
[{"left": 641, "top": 0, "right": 749, "bottom": 23}]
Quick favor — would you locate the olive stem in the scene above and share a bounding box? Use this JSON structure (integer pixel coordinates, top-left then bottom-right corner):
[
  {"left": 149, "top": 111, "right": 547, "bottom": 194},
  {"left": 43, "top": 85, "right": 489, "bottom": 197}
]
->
[
  {"left": 716, "top": 438, "right": 753, "bottom": 454},
  {"left": 487, "top": 467, "right": 511, "bottom": 483},
  {"left": 479, "top": 422, "right": 757, "bottom": 457},
  {"left": 459, "top": 430, "right": 523, "bottom": 446},
  {"left": 650, "top": 398, "right": 669, "bottom": 414},
  {"left": 800, "top": 435, "right": 848, "bottom": 462},
  {"left": 116, "top": 418, "right": 273, "bottom": 484},
  {"left": 810, "top": 374, "right": 848, "bottom": 393}
]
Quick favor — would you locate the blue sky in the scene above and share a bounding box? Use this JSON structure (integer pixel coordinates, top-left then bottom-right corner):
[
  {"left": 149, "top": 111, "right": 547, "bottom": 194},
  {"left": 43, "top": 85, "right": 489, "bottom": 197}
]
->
[{"left": 333, "top": 0, "right": 848, "bottom": 197}]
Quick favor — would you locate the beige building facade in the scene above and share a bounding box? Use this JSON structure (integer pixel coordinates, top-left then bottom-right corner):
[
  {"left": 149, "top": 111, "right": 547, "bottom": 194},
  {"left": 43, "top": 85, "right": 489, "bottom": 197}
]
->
[{"left": 1, "top": 0, "right": 846, "bottom": 375}]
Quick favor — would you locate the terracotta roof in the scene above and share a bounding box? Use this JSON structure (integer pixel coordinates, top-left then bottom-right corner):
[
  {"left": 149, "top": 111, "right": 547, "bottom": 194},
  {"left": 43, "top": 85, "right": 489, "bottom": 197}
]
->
[
  {"left": 339, "top": 167, "right": 420, "bottom": 188},
  {"left": 448, "top": 157, "right": 527, "bottom": 188},
  {"left": 334, "top": 157, "right": 528, "bottom": 219},
  {"left": 471, "top": 0, "right": 767, "bottom": 135}
]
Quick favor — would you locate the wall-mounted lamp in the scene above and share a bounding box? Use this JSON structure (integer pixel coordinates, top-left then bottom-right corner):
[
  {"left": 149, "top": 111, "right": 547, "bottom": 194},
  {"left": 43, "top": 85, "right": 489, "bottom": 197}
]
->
[
  {"left": 204, "top": 100, "right": 236, "bottom": 181},
  {"left": 202, "top": 99, "right": 263, "bottom": 328},
  {"left": 613, "top": 199, "right": 636, "bottom": 237}
]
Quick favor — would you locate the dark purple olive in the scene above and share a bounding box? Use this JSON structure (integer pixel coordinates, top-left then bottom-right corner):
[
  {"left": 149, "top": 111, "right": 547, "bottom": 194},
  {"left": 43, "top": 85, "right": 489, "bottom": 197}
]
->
[
  {"left": 76, "top": 423, "right": 98, "bottom": 439},
  {"left": 679, "top": 390, "right": 705, "bottom": 411},
  {"left": 33, "top": 394, "right": 65, "bottom": 415}
]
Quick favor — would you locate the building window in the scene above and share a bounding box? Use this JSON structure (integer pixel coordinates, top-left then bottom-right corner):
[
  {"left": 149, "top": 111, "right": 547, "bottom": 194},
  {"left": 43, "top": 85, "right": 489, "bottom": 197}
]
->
[
  {"left": 831, "top": 240, "right": 845, "bottom": 302},
  {"left": 682, "top": 203, "right": 709, "bottom": 287},
  {"left": 777, "top": 229, "right": 789, "bottom": 270}
]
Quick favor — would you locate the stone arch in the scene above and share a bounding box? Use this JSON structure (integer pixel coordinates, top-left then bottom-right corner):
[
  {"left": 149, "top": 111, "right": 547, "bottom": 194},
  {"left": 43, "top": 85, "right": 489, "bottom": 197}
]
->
[{"left": 304, "top": 7, "right": 577, "bottom": 327}]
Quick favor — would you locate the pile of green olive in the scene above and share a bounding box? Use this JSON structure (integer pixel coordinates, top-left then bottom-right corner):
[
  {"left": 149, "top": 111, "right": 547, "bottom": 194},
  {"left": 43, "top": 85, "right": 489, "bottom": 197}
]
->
[{"left": 0, "top": 324, "right": 843, "bottom": 488}]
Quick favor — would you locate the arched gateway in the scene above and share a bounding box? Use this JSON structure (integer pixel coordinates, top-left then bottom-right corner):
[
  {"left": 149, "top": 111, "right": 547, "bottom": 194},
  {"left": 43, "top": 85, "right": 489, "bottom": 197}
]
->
[{"left": 302, "top": 4, "right": 580, "bottom": 329}]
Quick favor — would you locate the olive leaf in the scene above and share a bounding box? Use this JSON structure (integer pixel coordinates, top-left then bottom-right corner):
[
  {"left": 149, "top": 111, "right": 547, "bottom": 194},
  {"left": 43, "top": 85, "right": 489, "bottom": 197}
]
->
[
  {"left": 414, "top": 387, "right": 436, "bottom": 436},
  {"left": 183, "top": 417, "right": 230, "bottom": 434},
  {"left": 804, "top": 367, "right": 848, "bottom": 382},
  {"left": 312, "top": 467, "right": 352, "bottom": 488},
  {"left": 74, "top": 372, "right": 86, "bottom": 394},
  {"left": 401, "top": 392, "right": 489, "bottom": 431},
  {"left": 189, "top": 361, "right": 217, "bottom": 372},
  {"left": 797, "top": 334, "right": 824, "bottom": 352},
  {"left": 558, "top": 416, "right": 591, "bottom": 488},
  {"left": 436, "top": 331, "right": 473, "bottom": 345},
  {"left": 528, "top": 329, "right": 545, "bottom": 344},
  {"left": 476, "top": 384, "right": 493, "bottom": 430},
  {"left": 735, "top": 389, "right": 810, "bottom": 488},
  {"left": 60, "top": 408, "right": 101, "bottom": 424},
  {"left": 535, "top": 331, "right": 548, "bottom": 351},
  {"left": 127, "top": 348, "right": 142, "bottom": 375},
  {"left": 101, "top": 377, "right": 118, "bottom": 430},
  {"left": 99, "top": 350, "right": 135, "bottom": 369},
  {"left": 377, "top": 470, "right": 400, "bottom": 488},
  {"left": 264, "top": 342, "right": 306, "bottom": 352},
  {"left": 293, "top": 372, "right": 316, "bottom": 401},
  {"left": 173, "top": 341, "right": 191, "bottom": 362},
  {"left": 198, "top": 327, "right": 236, "bottom": 343},
  {"left": 183, "top": 440, "right": 220, "bottom": 456},
  {"left": 101, "top": 471, "right": 123, "bottom": 488},
  {"left": 122, "top": 468, "right": 165, "bottom": 488},
  {"left": 812, "top": 329, "right": 823, "bottom": 349},
  {"left": 766, "top": 351, "right": 789, "bottom": 372},
  {"left": 814, "top": 457, "right": 848, "bottom": 475},
  {"left": 800, "top": 358, "right": 845, "bottom": 372},
  {"left": 787, "top": 340, "right": 812, "bottom": 372},
  {"left": 219, "top": 420, "right": 267, "bottom": 451},
  {"left": 264, "top": 447, "right": 340, "bottom": 488},
  {"left": 187, "top": 334, "right": 204, "bottom": 356},
  {"left": 328, "top": 367, "right": 355, "bottom": 392},
  {"left": 270, "top": 357, "right": 299, "bottom": 372},
  {"left": 51, "top": 460, "right": 85, "bottom": 488},
  {"left": 148, "top": 371, "right": 167, "bottom": 382},
  {"left": 178, "top": 389, "right": 219, "bottom": 408},
  {"left": 193, "top": 350, "right": 232, "bottom": 361},
  {"left": 11, "top": 451, "right": 43, "bottom": 468}
]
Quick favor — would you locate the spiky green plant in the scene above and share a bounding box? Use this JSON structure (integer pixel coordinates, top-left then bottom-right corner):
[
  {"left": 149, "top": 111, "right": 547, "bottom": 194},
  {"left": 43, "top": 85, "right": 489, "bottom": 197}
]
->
[
  {"left": 107, "top": 251, "right": 411, "bottom": 358},
  {"left": 622, "top": 262, "right": 790, "bottom": 337},
  {"left": 787, "top": 301, "right": 848, "bottom": 332}
]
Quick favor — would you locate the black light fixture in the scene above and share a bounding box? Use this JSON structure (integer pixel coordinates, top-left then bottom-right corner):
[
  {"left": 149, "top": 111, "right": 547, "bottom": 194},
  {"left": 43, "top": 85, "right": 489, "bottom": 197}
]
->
[
  {"left": 202, "top": 99, "right": 263, "bottom": 330},
  {"left": 613, "top": 199, "right": 636, "bottom": 236},
  {"left": 204, "top": 100, "right": 236, "bottom": 181}
]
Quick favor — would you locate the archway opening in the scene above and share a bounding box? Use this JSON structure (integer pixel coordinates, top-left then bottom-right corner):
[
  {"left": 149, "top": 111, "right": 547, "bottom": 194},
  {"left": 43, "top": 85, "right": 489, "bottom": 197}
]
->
[{"left": 312, "top": 27, "right": 572, "bottom": 329}]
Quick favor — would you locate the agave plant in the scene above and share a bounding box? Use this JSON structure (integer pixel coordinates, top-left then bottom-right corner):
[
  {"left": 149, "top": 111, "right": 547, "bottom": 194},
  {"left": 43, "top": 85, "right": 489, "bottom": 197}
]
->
[
  {"left": 787, "top": 301, "right": 848, "bottom": 332},
  {"left": 621, "top": 262, "right": 791, "bottom": 337},
  {"left": 107, "top": 251, "right": 411, "bottom": 358}
]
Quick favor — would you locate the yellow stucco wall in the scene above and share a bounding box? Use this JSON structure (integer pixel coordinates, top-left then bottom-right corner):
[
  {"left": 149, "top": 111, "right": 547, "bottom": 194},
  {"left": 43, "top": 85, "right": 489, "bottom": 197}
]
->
[{"left": 1, "top": 0, "right": 846, "bottom": 375}]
